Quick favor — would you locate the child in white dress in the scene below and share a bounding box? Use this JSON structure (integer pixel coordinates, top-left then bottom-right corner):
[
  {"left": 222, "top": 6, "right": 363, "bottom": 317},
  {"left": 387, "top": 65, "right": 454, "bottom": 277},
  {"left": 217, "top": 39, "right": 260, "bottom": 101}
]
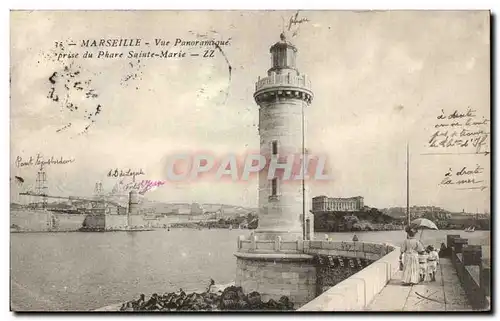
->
[
  {"left": 427, "top": 245, "right": 439, "bottom": 281},
  {"left": 418, "top": 250, "right": 428, "bottom": 282}
]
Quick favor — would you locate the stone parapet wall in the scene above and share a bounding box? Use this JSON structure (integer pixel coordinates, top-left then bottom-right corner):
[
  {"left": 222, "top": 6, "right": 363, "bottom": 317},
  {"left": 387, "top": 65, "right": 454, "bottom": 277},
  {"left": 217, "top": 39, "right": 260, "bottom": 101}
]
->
[
  {"left": 238, "top": 235, "right": 304, "bottom": 253},
  {"left": 314, "top": 256, "right": 373, "bottom": 295},
  {"left": 11, "top": 210, "right": 87, "bottom": 232},
  {"left": 449, "top": 236, "right": 490, "bottom": 311},
  {"left": 105, "top": 214, "right": 129, "bottom": 230},
  {"left": 238, "top": 235, "right": 394, "bottom": 260},
  {"left": 128, "top": 215, "right": 146, "bottom": 228},
  {"left": 298, "top": 246, "right": 400, "bottom": 311},
  {"left": 305, "top": 240, "right": 394, "bottom": 261}
]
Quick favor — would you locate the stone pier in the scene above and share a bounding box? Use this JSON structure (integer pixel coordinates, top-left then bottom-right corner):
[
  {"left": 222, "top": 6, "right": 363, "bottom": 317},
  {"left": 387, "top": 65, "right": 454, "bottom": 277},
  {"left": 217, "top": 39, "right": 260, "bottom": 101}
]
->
[{"left": 236, "top": 237, "right": 395, "bottom": 309}]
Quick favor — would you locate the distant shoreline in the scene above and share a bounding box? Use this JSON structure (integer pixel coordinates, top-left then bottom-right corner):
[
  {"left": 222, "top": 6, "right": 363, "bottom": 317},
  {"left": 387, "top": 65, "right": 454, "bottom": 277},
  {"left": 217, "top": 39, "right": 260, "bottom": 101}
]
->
[
  {"left": 10, "top": 229, "right": 80, "bottom": 234},
  {"left": 10, "top": 228, "right": 154, "bottom": 234},
  {"left": 10, "top": 226, "right": 491, "bottom": 234}
]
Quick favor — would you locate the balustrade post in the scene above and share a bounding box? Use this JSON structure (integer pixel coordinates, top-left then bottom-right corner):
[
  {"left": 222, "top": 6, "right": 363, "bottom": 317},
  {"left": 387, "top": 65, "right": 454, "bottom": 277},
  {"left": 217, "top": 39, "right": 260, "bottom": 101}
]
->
[
  {"left": 250, "top": 234, "right": 258, "bottom": 251},
  {"left": 237, "top": 235, "right": 244, "bottom": 250},
  {"left": 297, "top": 239, "right": 304, "bottom": 252},
  {"left": 274, "top": 236, "right": 282, "bottom": 251}
]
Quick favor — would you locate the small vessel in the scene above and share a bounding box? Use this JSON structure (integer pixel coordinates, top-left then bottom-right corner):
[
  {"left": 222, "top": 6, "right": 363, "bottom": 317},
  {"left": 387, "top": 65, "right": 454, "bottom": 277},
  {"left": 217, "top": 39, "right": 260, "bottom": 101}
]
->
[{"left": 464, "top": 226, "right": 475, "bottom": 232}]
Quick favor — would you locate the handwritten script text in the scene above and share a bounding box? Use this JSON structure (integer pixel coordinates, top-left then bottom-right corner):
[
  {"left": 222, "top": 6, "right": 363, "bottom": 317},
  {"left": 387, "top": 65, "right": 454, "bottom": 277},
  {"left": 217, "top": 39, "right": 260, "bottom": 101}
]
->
[{"left": 428, "top": 107, "right": 490, "bottom": 154}]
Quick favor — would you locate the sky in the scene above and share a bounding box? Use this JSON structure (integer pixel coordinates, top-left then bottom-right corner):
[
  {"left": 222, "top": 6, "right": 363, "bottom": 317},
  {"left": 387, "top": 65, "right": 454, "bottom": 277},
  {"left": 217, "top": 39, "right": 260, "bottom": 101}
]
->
[{"left": 10, "top": 10, "right": 490, "bottom": 212}]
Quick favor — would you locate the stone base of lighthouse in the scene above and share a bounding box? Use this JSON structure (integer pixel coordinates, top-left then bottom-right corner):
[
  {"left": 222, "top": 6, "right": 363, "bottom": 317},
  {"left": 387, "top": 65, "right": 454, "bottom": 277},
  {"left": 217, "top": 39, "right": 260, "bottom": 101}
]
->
[
  {"left": 234, "top": 212, "right": 316, "bottom": 308},
  {"left": 234, "top": 244, "right": 317, "bottom": 308}
]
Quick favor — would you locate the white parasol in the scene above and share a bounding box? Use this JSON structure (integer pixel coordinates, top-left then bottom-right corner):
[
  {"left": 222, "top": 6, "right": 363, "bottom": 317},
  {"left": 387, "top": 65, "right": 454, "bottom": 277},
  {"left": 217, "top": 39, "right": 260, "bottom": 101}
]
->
[{"left": 410, "top": 218, "right": 438, "bottom": 240}]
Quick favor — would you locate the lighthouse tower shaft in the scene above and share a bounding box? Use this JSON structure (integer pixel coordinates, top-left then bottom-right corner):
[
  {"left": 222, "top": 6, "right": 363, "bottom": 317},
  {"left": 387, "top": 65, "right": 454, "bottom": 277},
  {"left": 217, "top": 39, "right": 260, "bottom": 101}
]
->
[{"left": 254, "top": 33, "right": 313, "bottom": 242}]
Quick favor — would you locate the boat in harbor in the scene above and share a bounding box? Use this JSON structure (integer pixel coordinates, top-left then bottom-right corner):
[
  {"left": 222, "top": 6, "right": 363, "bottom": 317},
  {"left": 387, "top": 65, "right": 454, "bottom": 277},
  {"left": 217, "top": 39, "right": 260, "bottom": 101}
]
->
[{"left": 464, "top": 226, "right": 475, "bottom": 232}]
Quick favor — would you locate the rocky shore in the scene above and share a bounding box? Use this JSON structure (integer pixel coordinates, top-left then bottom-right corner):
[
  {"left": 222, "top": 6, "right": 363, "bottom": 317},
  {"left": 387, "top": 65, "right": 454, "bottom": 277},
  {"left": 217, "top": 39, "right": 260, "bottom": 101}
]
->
[{"left": 98, "top": 282, "right": 295, "bottom": 312}]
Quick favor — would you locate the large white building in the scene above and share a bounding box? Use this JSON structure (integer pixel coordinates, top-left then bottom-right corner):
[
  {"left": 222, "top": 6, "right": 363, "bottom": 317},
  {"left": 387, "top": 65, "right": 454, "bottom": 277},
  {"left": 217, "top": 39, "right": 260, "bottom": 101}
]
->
[{"left": 312, "top": 195, "right": 364, "bottom": 212}]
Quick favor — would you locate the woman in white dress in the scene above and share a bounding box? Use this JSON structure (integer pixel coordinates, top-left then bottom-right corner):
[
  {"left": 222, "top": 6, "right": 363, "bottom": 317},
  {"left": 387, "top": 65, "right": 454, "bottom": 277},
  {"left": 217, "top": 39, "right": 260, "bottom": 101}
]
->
[{"left": 399, "top": 226, "right": 425, "bottom": 285}]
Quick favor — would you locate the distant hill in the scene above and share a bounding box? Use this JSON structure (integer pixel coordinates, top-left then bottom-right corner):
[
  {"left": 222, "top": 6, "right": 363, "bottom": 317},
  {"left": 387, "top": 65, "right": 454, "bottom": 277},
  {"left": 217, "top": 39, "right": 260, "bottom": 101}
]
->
[
  {"left": 381, "top": 206, "right": 451, "bottom": 219},
  {"left": 380, "top": 206, "right": 489, "bottom": 221},
  {"left": 10, "top": 199, "right": 257, "bottom": 217},
  {"left": 314, "top": 207, "right": 399, "bottom": 232},
  {"left": 138, "top": 199, "right": 257, "bottom": 217}
]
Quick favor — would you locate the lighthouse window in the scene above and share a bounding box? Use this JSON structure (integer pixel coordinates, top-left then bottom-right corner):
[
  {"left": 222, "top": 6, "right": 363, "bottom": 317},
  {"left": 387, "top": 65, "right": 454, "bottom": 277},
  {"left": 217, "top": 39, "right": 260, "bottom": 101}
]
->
[
  {"left": 272, "top": 141, "right": 278, "bottom": 155},
  {"left": 271, "top": 178, "right": 278, "bottom": 196}
]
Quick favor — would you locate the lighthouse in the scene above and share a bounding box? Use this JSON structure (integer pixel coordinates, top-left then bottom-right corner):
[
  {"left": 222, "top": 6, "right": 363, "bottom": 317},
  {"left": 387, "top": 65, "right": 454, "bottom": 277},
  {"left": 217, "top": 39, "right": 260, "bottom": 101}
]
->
[
  {"left": 253, "top": 32, "right": 314, "bottom": 242},
  {"left": 234, "top": 33, "right": 317, "bottom": 308}
]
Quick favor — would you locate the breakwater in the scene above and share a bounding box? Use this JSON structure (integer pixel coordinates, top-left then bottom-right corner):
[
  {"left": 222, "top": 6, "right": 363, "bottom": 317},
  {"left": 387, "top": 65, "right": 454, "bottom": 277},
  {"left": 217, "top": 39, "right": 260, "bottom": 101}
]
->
[
  {"left": 116, "top": 285, "right": 295, "bottom": 311},
  {"left": 235, "top": 237, "right": 395, "bottom": 308}
]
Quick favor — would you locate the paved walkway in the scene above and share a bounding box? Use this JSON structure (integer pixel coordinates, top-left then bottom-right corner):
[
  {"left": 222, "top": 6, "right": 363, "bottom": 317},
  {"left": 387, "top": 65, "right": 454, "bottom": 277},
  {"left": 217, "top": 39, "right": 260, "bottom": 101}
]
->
[{"left": 366, "top": 258, "right": 471, "bottom": 311}]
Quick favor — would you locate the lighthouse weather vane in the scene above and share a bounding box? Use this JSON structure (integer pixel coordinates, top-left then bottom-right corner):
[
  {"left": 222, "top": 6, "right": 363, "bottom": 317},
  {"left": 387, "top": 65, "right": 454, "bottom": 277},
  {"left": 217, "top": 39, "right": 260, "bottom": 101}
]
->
[{"left": 281, "top": 10, "right": 310, "bottom": 38}]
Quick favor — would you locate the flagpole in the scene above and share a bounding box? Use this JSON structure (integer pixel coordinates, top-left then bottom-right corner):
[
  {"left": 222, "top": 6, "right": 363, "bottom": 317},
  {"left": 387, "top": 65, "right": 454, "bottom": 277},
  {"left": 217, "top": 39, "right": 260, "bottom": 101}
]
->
[
  {"left": 302, "top": 102, "right": 306, "bottom": 240},
  {"left": 407, "top": 143, "right": 410, "bottom": 227}
]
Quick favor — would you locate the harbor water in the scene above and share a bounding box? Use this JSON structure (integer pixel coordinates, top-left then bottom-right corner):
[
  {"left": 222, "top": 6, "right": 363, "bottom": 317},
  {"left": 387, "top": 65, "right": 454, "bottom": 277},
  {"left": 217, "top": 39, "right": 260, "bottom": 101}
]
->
[{"left": 10, "top": 229, "right": 490, "bottom": 311}]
